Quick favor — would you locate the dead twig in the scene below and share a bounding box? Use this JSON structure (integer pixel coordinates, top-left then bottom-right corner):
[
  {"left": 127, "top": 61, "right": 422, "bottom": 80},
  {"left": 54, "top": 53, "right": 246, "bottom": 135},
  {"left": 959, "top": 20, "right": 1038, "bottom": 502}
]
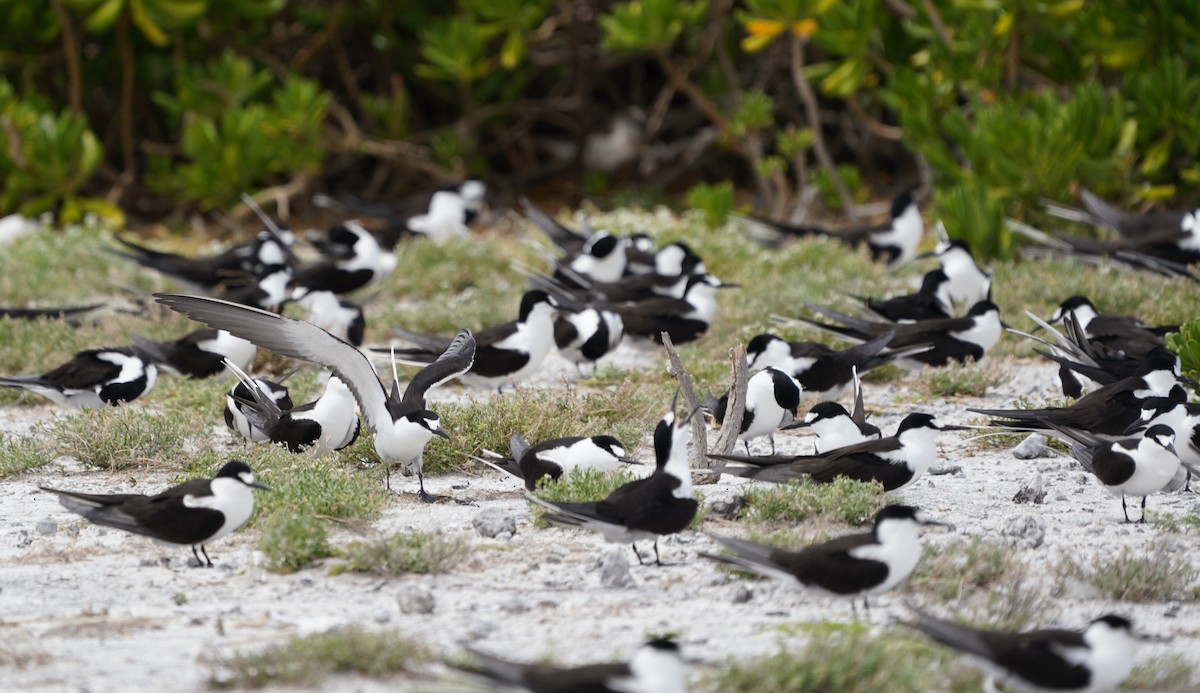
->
[
  {"left": 712, "top": 345, "right": 748, "bottom": 456},
  {"left": 661, "top": 333, "right": 709, "bottom": 469}
]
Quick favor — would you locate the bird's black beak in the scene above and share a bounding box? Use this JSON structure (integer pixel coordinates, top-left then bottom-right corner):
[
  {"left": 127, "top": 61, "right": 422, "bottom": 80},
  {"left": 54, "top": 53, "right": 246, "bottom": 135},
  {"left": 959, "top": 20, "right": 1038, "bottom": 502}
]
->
[
  {"left": 250, "top": 481, "right": 272, "bottom": 491},
  {"left": 715, "top": 281, "right": 741, "bottom": 289},
  {"left": 937, "top": 424, "right": 971, "bottom": 432},
  {"left": 782, "top": 419, "right": 811, "bottom": 431},
  {"left": 999, "top": 320, "right": 1013, "bottom": 330},
  {"left": 433, "top": 429, "right": 451, "bottom": 440},
  {"left": 913, "top": 249, "right": 937, "bottom": 261},
  {"left": 919, "top": 517, "right": 954, "bottom": 531},
  {"left": 1180, "top": 375, "right": 1200, "bottom": 389}
]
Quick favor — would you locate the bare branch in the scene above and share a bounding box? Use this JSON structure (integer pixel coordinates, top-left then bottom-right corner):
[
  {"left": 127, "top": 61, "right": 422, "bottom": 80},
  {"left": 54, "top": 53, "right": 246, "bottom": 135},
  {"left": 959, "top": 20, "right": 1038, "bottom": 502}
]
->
[
  {"left": 789, "top": 33, "right": 859, "bottom": 219},
  {"left": 712, "top": 345, "right": 749, "bottom": 456},
  {"left": 661, "top": 333, "right": 709, "bottom": 469}
]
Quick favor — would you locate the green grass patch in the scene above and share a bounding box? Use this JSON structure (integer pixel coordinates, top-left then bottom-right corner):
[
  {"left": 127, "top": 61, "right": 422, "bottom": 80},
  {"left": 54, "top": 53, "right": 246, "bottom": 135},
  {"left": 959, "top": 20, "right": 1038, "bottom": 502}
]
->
[
  {"left": 920, "top": 360, "right": 1009, "bottom": 398},
  {"left": 1065, "top": 541, "right": 1200, "bottom": 602},
  {"left": 208, "top": 626, "right": 431, "bottom": 689},
  {"left": 706, "top": 623, "right": 980, "bottom": 693},
  {"left": 425, "top": 383, "right": 664, "bottom": 475},
  {"left": 906, "top": 538, "right": 1017, "bottom": 602},
  {"left": 740, "top": 477, "right": 887, "bottom": 526},
  {"left": 257, "top": 514, "right": 331, "bottom": 573},
  {"left": 0, "top": 433, "right": 52, "bottom": 478},
  {"left": 1123, "top": 654, "right": 1196, "bottom": 692},
  {"left": 331, "top": 531, "right": 470, "bottom": 576},
  {"left": 37, "top": 407, "right": 203, "bottom": 471}
]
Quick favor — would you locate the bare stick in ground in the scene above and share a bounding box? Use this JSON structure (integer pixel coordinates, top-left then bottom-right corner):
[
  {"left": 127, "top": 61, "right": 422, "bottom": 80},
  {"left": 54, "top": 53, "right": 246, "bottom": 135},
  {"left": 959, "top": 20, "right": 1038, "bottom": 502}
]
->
[
  {"left": 661, "top": 333, "right": 709, "bottom": 469},
  {"left": 712, "top": 345, "right": 748, "bottom": 456}
]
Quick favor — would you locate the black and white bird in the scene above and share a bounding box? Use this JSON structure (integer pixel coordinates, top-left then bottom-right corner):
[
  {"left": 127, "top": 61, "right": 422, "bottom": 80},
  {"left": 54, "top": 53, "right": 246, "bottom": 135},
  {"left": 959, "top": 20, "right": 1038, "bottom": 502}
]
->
[
  {"left": 315, "top": 180, "right": 487, "bottom": 247},
  {"left": 1044, "top": 187, "right": 1191, "bottom": 238},
  {"left": 527, "top": 405, "right": 700, "bottom": 565},
  {"left": 296, "top": 290, "right": 367, "bottom": 347},
  {"left": 132, "top": 328, "right": 256, "bottom": 379},
  {"left": 907, "top": 607, "right": 1145, "bottom": 693},
  {"left": 970, "top": 347, "right": 1186, "bottom": 441},
  {"left": 225, "top": 360, "right": 360, "bottom": 457},
  {"left": 1049, "top": 423, "right": 1180, "bottom": 523},
  {"left": 781, "top": 300, "right": 1004, "bottom": 369},
  {"left": 291, "top": 221, "right": 396, "bottom": 297},
  {"left": 1048, "top": 296, "right": 1171, "bottom": 359},
  {"left": 382, "top": 289, "right": 559, "bottom": 390},
  {"left": 39, "top": 459, "right": 269, "bottom": 567},
  {"left": 926, "top": 237, "right": 992, "bottom": 308},
  {"left": 784, "top": 401, "right": 882, "bottom": 453},
  {"left": 708, "top": 367, "right": 802, "bottom": 454},
  {"left": 701, "top": 505, "right": 944, "bottom": 615},
  {"left": 710, "top": 413, "right": 965, "bottom": 491},
  {"left": 453, "top": 637, "right": 689, "bottom": 693},
  {"left": 746, "top": 331, "right": 903, "bottom": 401},
  {"left": 553, "top": 305, "right": 624, "bottom": 372},
  {"left": 217, "top": 261, "right": 293, "bottom": 311},
  {"left": 739, "top": 190, "right": 924, "bottom": 267},
  {"left": 154, "top": 294, "right": 475, "bottom": 501},
  {"left": 472, "top": 432, "right": 640, "bottom": 491},
  {"left": 842, "top": 269, "right": 952, "bottom": 323},
  {"left": 224, "top": 375, "right": 292, "bottom": 443},
  {"left": 0, "top": 346, "right": 157, "bottom": 409},
  {"left": 611, "top": 273, "right": 732, "bottom": 345},
  {"left": 109, "top": 227, "right": 294, "bottom": 292}
]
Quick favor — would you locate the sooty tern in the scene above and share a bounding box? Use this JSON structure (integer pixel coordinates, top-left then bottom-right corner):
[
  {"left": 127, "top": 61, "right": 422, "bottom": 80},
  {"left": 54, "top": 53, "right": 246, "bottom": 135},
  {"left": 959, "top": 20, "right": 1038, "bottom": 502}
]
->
[
  {"left": 746, "top": 330, "right": 905, "bottom": 401},
  {"left": 907, "top": 607, "right": 1149, "bottom": 693},
  {"left": 472, "top": 432, "right": 640, "bottom": 491},
  {"left": 40, "top": 460, "right": 269, "bottom": 567},
  {"left": 708, "top": 367, "right": 801, "bottom": 454},
  {"left": 701, "top": 505, "right": 945, "bottom": 616},
  {"left": 224, "top": 375, "right": 293, "bottom": 443},
  {"left": 452, "top": 637, "right": 688, "bottom": 693},
  {"left": 132, "top": 328, "right": 256, "bottom": 379},
  {"left": 0, "top": 346, "right": 157, "bottom": 409},
  {"left": 710, "top": 413, "right": 966, "bottom": 491},
  {"left": 1050, "top": 423, "right": 1180, "bottom": 523},
  {"left": 526, "top": 405, "right": 701, "bottom": 565},
  {"left": 155, "top": 293, "right": 475, "bottom": 501},
  {"left": 225, "top": 360, "right": 361, "bottom": 457}
]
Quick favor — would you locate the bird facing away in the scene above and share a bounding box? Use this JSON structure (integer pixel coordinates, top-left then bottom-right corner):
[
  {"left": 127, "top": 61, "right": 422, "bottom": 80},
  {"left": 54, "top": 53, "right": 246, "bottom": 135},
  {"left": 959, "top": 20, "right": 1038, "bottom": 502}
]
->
[
  {"left": 133, "top": 328, "right": 256, "bottom": 379},
  {"left": 1051, "top": 423, "right": 1180, "bottom": 523},
  {"left": 39, "top": 460, "right": 269, "bottom": 567},
  {"left": 526, "top": 405, "right": 701, "bottom": 565},
  {"left": 710, "top": 413, "right": 965, "bottom": 491},
  {"left": 0, "top": 346, "right": 157, "bottom": 409},
  {"left": 154, "top": 293, "right": 475, "bottom": 501},
  {"left": 906, "top": 608, "right": 1145, "bottom": 693},
  {"left": 472, "top": 432, "right": 640, "bottom": 491},
  {"left": 225, "top": 360, "right": 361, "bottom": 457},
  {"left": 452, "top": 637, "right": 689, "bottom": 693},
  {"left": 708, "top": 367, "right": 802, "bottom": 454},
  {"left": 224, "top": 375, "right": 293, "bottom": 443},
  {"left": 701, "top": 505, "right": 946, "bottom": 616}
]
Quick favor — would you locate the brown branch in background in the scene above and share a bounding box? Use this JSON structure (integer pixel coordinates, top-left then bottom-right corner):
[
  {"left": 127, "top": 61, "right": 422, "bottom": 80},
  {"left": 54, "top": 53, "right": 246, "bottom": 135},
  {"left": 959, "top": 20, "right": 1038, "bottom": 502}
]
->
[
  {"left": 654, "top": 52, "right": 744, "bottom": 158},
  {"left": 50, "top": 0, "right": 82, "bottom": 113},
  {"left": 661, "top": 333, "right": 709, "bottom": 470},
  {"left": 848, "top": 95, "right": 903, "bottom": 140},
  {"left": 882, "top": 0, "right": 919, "bottom": 20},
  {"left": 228, "top": 172, "right": 313, "bottom": 222},
  {"left": 113, "top": 7, "right": 137, "bottom": 203},
  {"left": 711, "top": 345, "right": 748, "bottom": 456},
  {"left": 789, "top": 33, "right": 858, "bottom": 219},
  {"left": 920, "top": 0, "right": 954, "bottom": 50}
]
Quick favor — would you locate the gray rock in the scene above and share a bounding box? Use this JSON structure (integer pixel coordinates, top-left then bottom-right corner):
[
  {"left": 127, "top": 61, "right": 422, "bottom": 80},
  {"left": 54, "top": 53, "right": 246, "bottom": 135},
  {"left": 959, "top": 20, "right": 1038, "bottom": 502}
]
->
[
  {"left": 15, "top": 530, "right": 31, "bottom": 549},
  {"left": 398, "top": 586, "right": 436, "bottom": 615},
  {"left": 597, "top": 548, "right": 635, "bottom": 588},
  {"left": 929, "top": 464, "right": 962, "bottom": 476},
  {"left": 500, "top": 599, "right": 530, "bottom": 614},
  {"left": 706, "top": 493, "right": 746, "bottom": 520},
  {"left": 732, "top": 585, "right": 753, "bottom": 604},
  {"left": 1002, "top": 514, "right": 1046, "bottom": 549},
  {"left": 35, "top": 520, "right": 56, "bottom": 536},
  {"left": 1012, "top": 433, "right": 1055, "bottom": 460},
  {"left": 1012, "top": 472, "right": 1046, "bottom": 504},
  {"left": 472, "top": 508, "right": 517, "bottom": 539}
]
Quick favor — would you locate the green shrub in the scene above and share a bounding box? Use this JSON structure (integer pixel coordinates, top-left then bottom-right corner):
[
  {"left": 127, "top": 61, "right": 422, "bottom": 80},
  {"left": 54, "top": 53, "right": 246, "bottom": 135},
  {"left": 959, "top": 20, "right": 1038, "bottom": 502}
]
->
[
  {"left": 740, "top": 477, "right": 887, "bottom": 526},
  {"left": 331, "top": 531, "right": 470, "bottom": 576}
]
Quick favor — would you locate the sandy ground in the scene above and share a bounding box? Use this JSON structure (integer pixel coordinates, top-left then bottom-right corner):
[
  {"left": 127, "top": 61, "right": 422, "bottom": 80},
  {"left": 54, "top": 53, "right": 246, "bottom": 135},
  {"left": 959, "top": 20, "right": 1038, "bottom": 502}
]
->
[{"left": 1, "top": 350, "right": 1198, "bottom": 692}]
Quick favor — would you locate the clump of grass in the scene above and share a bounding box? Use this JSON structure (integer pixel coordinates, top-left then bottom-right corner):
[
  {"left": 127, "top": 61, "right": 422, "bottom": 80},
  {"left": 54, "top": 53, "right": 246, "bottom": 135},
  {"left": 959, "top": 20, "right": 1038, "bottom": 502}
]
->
[
  {"left": 209, "top": 626, "right": 431, "bottom": 689},
  {"left": 707, "top": 623, "right": 980, "bottom": 693},
  {"left": 258, "top": 514, "right": 331, "bottom": 573},
  {"left": 425, "top": 383, "right": 664, "bottom": 475},
  {"left": 0, "top": 434, "right": 52, "bottom": 478},
  {"left": 331, "top": 531, "right": 470, "bottom": 576},
  {"left": 38, "top": 407, "right": 200, "bottom": 470},
  {"left": 920, "top": 360, "right": 1009, "bottom": 397},
  {"left": 740, "top": 477, "right": 887, "bottom": 526},
  {"left": 1067, "top": 541, "right": 1199, "bottom": 602},
  {"left": 1124, "top": 654, "right": 1196, "bottom": 692},
  {"left": 906, "top": 538, "right": 1018, "bottom": 602}
]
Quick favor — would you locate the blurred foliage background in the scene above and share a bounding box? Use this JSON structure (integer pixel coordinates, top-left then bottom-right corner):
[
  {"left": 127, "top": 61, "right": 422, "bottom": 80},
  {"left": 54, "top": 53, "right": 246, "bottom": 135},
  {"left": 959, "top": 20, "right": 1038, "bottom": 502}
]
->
[{"left": 0, "top": 0, "right": 1197, "bottom": 257}]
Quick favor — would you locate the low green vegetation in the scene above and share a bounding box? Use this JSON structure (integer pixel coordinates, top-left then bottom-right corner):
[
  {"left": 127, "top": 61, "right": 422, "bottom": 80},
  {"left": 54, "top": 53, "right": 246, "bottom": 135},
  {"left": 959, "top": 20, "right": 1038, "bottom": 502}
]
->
[
  {"left": 331, "top": 531, "right": 470, "bottom": 577},
  {"left": 38, "top": 407, "right": 203, "bottom": 471},
  {"left": 257, "top": 514, "right": 331, "bottom": 574},
  {"left": 740, "top": 477, "right": 887, "bottom": 526},
  {"left": 707, "top": 623, "right": 980, "bottom": 693},
  {"left": 920, "top": 361, "right": 1009, "bottom": 398},
  {"left": 906, "top": 539, "right": 1018, "bottom": 602},
  {"left": 1066, "top": 541, "right": 1200, "bottom": 603},
  {"left": 0, "top": 434, "right": 52, "bottom": 478},
  {"left": 209, "top": 627, "right": 431, "bottom": 689},
  {"left": 1123, "top": 655, "right": 1197, "bottom": 693}
]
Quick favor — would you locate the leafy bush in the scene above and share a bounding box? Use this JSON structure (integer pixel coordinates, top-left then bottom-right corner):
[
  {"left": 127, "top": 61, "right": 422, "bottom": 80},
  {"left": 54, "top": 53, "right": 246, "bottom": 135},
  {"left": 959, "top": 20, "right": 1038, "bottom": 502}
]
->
[{"left": 1167, "top": 319, "right": 1200, "bottom": 388}]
